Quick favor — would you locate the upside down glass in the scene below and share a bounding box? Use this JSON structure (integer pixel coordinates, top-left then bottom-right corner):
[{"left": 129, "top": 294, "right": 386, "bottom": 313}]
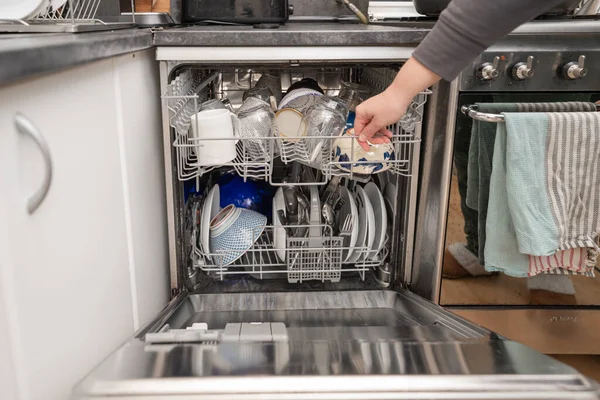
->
[
  {"left": 236, "top": 97, "right": 276, "bottom": 163},
  {"left": 305, "top": 96, "right": 349, "bottom": 167}
]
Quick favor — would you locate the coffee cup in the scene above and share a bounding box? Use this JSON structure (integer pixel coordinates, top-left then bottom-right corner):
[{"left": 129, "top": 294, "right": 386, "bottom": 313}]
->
[{"left": 190, "top": 109, "right": 240, "bottom": 166}]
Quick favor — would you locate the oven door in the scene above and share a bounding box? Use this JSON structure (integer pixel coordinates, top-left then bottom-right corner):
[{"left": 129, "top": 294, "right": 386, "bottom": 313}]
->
[
  {"left": 72, "top": 289, "right": 600, "bottom": 400},
  {"left": 439, "top": 91, "right": 600, "bottom": 354}
]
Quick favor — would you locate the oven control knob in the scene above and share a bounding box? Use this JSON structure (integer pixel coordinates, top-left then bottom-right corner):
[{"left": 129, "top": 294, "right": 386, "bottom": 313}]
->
[
  {"left": 512, "top": 56, "right": 535, "bottom": 80},
  {"left": 477, "top": 56, "right": 500, "bottom": 81},
  {"left": 562, "top": 55, "right": 588, "bottom": 79}
]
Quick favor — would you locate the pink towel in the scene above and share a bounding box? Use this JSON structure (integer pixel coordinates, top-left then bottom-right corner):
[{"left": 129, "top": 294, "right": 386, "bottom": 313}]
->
[{"left": 528, "top": 247, "right": 598, "bottom": 277}]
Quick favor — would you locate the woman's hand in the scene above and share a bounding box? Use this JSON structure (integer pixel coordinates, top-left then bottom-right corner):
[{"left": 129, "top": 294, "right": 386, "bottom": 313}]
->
[
  {"left": 354, "top": 89, "right": 410, "bottom": 151},
  {"left": 352, "top": 57, "right": 441, "bottom": 151}
]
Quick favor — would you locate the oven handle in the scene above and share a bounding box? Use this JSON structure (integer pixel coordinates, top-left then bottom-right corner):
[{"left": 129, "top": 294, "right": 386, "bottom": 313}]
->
[{"left": 461, "top": 103, "right": 600, "bottom": 123}]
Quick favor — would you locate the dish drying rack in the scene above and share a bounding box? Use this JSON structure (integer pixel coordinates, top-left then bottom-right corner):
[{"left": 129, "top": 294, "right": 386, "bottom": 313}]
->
[
  {"left": 190, "top": 221, "right": 390, "bottom": 284},
  {"left": 0, "top": 0, "right": 135, "bottom": 33},
  {"left": 164, "top": 67, "right": 429, "bottom": 185}
]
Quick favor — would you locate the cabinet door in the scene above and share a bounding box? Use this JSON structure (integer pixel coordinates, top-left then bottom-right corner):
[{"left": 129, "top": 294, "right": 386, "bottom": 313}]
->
[{"left": 0, "top": 59, "right": 135, "bottom": 400}]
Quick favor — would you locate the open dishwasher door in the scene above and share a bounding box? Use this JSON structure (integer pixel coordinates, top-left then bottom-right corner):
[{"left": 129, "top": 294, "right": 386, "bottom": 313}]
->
[
  {"left": 72, "top": 290, "right": 599, "bottom": 400},
  {"left": 74, "top": 41, "right": 598, "bottom": 399}
]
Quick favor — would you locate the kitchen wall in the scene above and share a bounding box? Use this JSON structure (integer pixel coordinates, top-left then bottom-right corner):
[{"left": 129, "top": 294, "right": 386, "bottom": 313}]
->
[
  {"left": 118, "top": 0, "right": 373, "bottom": 19},
  {"left": 290, "top": 0, "right": 370, "bottom": 16}
]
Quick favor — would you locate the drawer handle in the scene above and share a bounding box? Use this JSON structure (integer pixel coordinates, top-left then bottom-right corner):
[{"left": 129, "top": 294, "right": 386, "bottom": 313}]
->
[{"left": 15, "top": 113, "right": 53, "bottom": 214}]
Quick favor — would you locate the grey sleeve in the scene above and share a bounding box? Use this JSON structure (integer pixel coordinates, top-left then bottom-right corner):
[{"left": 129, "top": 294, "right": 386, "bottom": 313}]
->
[{"left": 412, "top": 0, "right": 569, "bottom": 81}]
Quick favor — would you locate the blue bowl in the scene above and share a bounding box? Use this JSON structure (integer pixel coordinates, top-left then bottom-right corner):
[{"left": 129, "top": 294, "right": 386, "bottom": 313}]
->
[{"left": 217, "top": 172, "right": 275, "bottom": 221}]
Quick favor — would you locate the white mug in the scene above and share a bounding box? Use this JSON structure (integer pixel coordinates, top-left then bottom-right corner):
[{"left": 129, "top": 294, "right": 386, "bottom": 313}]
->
[{"left": 190, "top": 109, "right": 240, "bottom": 166}]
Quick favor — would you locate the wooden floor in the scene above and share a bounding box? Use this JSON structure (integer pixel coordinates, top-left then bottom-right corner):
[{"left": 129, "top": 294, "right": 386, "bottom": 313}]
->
[{"left": 441, "top": 171, "right": 600, "bottom": 306}]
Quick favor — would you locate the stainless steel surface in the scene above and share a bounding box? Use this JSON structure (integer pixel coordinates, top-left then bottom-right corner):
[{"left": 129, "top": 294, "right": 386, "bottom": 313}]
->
[
  {"left": 512, "top": 55, "right": 535, "bottom": 80},
  {"left": 74, "top": 356, "right": 600, "bottom": 399},
  {"left": 72, "top": 292, "right": 600, "bottom": 399},
  {"left": 0, "top": 29, "right": 152, "bottom": 87},
  {"left": 101, "top": 12, "right": 175, "bottom": 26},
  {"left": 461, "top": 103, "right": 600, "bottom": 122},
  {"left": 512, "top": 20, "right": 600, "bottom": 33},
  {"left": 159, "top": 61, "right": 184, "bottom": 292},
  {"left": 426, "top": 32, "right": 600, "bottom": 354},
  {"left": 459, "top": 105, "right": 505, "bottom": 123},
  {"left": 411, "top": 79, "right": 458, "bottom": 302},
  {"left": 476, "top": 56, "right": 500, "bottom": 81},
  {"left": 576, "top": 0, "right": 600, "bottom": 15},
  {"left": 152, "top": 23, "right": 428, "bottom": 47},
  {"left": 563, "top": 55, "right": 588, "bottom": 79},
  {"left": 459, "top": 35, "right": 600, "bottom": 92},
  {"left": 14, "top": 113, "right": 53, "bottom": 214},
  {"left": 146, "top": 290, "right": 487, "bottom": 342}
]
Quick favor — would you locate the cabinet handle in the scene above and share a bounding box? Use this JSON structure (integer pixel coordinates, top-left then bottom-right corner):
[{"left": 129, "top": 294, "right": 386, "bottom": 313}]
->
[{"left": 14, "top": 113, "right": 53, "bottom": 214}]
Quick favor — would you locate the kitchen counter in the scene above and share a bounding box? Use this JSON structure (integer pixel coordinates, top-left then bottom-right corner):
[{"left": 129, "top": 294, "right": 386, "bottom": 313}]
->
[
  {"left": 152, "top": 23, "right": 429, "bottom": 47},
  {"left": 0, "top": 28, "right": 153, "bottom": 87},
  {"left": 3, "top": 19, "right": 599, "bottom": 87}
]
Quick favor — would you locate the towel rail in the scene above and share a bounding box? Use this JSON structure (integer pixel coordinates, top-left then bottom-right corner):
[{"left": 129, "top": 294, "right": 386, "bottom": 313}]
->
[{"left": 461, "top": 104, "right": 600, "bottom": 123}]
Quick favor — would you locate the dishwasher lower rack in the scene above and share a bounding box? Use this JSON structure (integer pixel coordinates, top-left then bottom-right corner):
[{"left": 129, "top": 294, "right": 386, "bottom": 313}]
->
[
  {"left": 163, "top": 67, "right": 429, "bottom": 185},
  {"left": 190, "top": 220, "right": 390, "bottom": 283}
]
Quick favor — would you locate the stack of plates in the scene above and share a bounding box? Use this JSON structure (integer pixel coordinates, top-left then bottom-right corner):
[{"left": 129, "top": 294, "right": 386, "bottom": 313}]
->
[{"left": 341, "top": 182, "right": 388, "bottom": 263}]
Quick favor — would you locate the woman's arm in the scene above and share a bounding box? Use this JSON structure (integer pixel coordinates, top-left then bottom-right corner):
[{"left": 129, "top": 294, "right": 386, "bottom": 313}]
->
[
  {"left": 354, "top": 0, "right": 569, "bottom": 148},
  {"left": 354, "top": 58, "right": 439, "bottom": 144}
]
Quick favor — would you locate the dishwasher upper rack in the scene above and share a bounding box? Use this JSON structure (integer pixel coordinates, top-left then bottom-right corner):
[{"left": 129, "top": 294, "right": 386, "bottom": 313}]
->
[
  {"left": 0, "top": 0, "right": 135, "bottom": 33},
  {"left": 164, "top": 67, "right": 429, "bottom": 185}
]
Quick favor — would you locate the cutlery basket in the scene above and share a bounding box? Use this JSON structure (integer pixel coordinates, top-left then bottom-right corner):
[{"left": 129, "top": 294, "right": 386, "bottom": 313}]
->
[{"left": 190, "top": 218, "right": 389, "bottom": 283}]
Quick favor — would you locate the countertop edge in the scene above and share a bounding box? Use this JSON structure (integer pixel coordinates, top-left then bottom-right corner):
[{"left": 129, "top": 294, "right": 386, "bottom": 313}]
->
[
  {"left": 0, "top": 29, "right": 153, "bottom": 88},
  {"left": 151, "top": 29, "right": 430, "bottom": 47}
]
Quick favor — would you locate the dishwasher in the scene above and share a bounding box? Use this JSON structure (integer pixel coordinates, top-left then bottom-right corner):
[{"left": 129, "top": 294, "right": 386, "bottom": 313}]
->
[{"left": 72, "top": 45, "right": 600, "bottom": 399}]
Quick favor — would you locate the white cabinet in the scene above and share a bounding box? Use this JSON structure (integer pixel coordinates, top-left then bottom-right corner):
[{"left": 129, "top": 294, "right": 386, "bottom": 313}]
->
[{"left": 0, "top": 49, "right": 167, "bottom": 400}]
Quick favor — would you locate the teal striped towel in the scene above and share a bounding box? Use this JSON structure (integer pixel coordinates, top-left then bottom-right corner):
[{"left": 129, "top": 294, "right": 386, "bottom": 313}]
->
[
  {"left": 485, "top": 110, "right": 600, "bottom": 277},
  {"left": 467, "top": 102, "right": 596, "bottom": 266}
]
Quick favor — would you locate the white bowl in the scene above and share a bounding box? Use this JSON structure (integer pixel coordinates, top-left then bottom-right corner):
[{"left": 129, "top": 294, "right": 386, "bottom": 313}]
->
[
  {"left": 332, "top": 128, "right": 395, "bottom": 175},
  {"left": 209, "top": 205, "right": 267, "bottom": 267}
]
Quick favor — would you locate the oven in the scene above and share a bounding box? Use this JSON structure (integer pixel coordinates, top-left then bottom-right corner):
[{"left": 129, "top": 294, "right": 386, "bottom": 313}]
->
[{"left": 413, "top": 28, "right": 600, "bottom": 354}]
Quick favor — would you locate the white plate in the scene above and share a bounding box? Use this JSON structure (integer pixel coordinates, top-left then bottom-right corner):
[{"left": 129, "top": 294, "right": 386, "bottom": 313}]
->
[
  {"left": 201, "top": 185, "right": 220, "bottom": 261},
  {"left": 49, "top": 0, "right": 67, "bottom": 12},
  {"left": 347, "top": 188, "right": 368, "bottom": 263},
  {"left": 273, "top": 187, "right": 287, "bottom": 262},
  {"left": 338, "top": 186, "right": 359, "bottom": 262},
  {"left": 355, "top": 186, "right": 375, "bottom": 262},
  {"left": 383, "top": 183, "right": 396, "bottom": 217},
  {"left": 364, "top": 182, "right": 387, "bottom": 260},
  {"left": 275, "top": 108, "right": 307, "bottom": 141},
  {"left": 0, "top": 0, "right": 46, "bottom": 19},
  {"left": 28, "top": 0, "right": 49, "bottom": 18}
]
